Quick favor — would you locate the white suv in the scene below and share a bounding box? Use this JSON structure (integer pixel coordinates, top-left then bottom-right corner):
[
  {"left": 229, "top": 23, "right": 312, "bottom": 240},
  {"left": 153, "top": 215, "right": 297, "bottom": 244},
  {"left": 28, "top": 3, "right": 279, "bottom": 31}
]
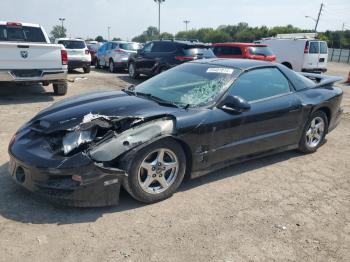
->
[
  {"left": 55, "top": 38, "right": 91, "bottom": 73},
  {"left": 96, "top": 41, "right": 141, "bottom": 72}
]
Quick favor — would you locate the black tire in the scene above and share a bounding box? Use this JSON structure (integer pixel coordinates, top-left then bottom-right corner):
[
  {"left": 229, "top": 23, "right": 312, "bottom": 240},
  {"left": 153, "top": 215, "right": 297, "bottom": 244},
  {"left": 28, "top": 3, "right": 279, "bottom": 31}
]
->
[
  {"left": 109, "top": 60, "right": 115, "bottom": 73},
  {"left": 122, "top": 138, "right": 186, "bottom": 203},
  {"left": 53, "top": 81, "right": 68, "bottom": 96},
  {"left": 282, "top": 62, "right": 293, "bottom": 70},
  {"left": 128, "top": 62, "right": 139, "bottom": 79},
  {"left": 83, "top": 65, "right": 91, "bottom": 73},
  {"left": 299, "top": 111, "right": 328, "bottom": 153}
]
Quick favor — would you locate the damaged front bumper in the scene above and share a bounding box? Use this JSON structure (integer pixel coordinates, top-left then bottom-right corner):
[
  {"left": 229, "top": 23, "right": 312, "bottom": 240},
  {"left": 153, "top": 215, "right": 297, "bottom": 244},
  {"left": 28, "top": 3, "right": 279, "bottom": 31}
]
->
[{"left": 8, "top": 146, "right": 126, "bottom": 207}]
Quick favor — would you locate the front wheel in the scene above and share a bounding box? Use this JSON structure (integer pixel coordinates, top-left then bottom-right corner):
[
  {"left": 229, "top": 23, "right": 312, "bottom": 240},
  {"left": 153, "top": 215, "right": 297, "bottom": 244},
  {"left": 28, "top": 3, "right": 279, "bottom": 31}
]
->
[
  {"left": 128, "top": 63, "right": 139, "bottom": 79},
  {"left": 299, "top": 111, "right": 328, "bottom": 153},
  {"left": 122, "top": 138, "right": 186, "bottom": 203}
]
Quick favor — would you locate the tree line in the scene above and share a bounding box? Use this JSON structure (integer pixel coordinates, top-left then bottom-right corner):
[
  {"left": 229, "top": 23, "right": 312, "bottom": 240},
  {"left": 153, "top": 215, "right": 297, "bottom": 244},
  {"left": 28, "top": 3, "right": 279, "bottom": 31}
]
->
[
  {"left": 50, "top": 22, "right": 350, "bottom": 49},
  {"left": 131, "top": 22, "right": 350, "bottom": 49}
]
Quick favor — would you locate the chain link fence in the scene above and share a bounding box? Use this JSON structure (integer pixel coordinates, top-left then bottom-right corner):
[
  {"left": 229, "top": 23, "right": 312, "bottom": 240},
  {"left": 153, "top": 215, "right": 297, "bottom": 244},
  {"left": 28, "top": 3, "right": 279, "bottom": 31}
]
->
[{"left": 328, "top": 48, "right": 350, "bottom": 64}]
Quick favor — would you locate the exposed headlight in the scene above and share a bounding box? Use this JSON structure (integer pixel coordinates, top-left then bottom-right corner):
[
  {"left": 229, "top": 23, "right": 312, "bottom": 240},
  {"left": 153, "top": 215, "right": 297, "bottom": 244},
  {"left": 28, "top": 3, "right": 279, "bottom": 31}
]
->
[{"left": 62, "top": 129, "right": 95, "bottom": 155}]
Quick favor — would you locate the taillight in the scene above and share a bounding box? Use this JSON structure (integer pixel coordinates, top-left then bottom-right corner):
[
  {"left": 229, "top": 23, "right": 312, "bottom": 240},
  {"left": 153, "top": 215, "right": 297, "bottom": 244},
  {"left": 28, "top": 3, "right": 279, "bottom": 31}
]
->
[
  {"left": 61, "top": 50, "right": 68, "bottom": 65},
  {"left": 304, "top": 41, "right": 309, "bottom": 53},
  {"left": 114, "top": 49, "right": 126, "bottom": 54},
  {"left": 6, "top": 22, "right": 22, "bottom": 27},
  {"left": 175, "top": 56, "right": 195, "bottom": 62},
  {"left": 85, "top": 49, "right": 90, "bottom": 55}
]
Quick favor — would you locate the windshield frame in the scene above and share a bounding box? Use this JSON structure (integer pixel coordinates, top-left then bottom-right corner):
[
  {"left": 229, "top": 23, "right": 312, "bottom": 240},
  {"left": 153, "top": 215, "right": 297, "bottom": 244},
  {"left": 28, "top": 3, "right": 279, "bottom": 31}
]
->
[{"left": 133, "top": 62, "right": 241, "bottom": 109}]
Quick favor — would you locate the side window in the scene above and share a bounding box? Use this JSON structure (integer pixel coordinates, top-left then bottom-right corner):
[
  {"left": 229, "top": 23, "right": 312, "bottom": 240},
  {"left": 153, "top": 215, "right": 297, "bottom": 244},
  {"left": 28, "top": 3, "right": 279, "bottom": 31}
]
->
[
  {"left": 106, "top": 42, "right": 112, "bottom": 50},
  {"left": 213, "top": 46, "right": 242, "bottom": 56},
  {"left": 309, "top": 41, "right": 320, "bottom": 54},
  {"left": 111, "top": 43, "right": 118, "bottom": 49},
  {"left": 228, "top": 68, "right": 291, "bottom": 102},
  {"left": 152, "top": 42, "right": 175, "bottom": 52},
  {"left": 143, "top": 42, "right": 154, "bottom": 53}
]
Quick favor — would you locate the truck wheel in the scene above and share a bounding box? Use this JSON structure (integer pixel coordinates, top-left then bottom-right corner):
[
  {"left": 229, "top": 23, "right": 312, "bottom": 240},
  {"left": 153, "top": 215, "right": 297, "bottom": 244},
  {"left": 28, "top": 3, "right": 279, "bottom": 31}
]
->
[
  {"left": 83, "top": 65, "right": 91, "bottom": 73},
  {"left": 282, "top": 62, "right": 293, "bottom": 70},
  {"left": 53, "top": 82, "right": 68, "bottom": 96}
]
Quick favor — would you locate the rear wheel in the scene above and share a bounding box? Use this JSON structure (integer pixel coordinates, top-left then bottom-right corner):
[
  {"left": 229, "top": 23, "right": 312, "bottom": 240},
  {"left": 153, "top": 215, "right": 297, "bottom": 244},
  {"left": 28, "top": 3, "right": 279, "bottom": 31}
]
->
[
  {"left": 122, "top": 138, "right": 186, "bottom": 203},
  {"left": 53, "top": 81, "right": 68, "bottom": 96},
  {"left": 109, "top": 60, "right": 115, "bottom": 73},
  {"left": 299, "top": 111, "right": 328, "bottom": 153},
  {"left": 83, "top": 65, "right": 91, "bottom": 73},
  {"left": 128, "top": 62, "right": 139, "bottom": 79}
]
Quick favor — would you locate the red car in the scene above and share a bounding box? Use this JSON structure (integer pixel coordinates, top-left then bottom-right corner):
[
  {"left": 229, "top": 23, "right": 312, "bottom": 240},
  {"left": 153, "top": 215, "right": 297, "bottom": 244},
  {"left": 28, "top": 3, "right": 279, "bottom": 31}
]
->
[{"left": 212, "top": 42, "right": 276, "bottom": 62}]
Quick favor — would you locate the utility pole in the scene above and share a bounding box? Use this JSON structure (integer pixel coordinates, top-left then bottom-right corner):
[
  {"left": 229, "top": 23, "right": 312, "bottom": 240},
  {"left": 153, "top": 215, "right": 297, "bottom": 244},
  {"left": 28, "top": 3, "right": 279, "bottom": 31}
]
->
[
  {"left": 154, "top": 0, "right": 165, "bottom": 35},
  {"left": 314, "top": 3, "right": 323, "bottom": 33},
  {"left": 108, "top": 26, "right": 111, "bottom": 41},
  {"left": 58, "top": 18, "right": 65, "bottom": 37},
  {"left": 184, "top": 20, "right": 190, "bottom": 31}
]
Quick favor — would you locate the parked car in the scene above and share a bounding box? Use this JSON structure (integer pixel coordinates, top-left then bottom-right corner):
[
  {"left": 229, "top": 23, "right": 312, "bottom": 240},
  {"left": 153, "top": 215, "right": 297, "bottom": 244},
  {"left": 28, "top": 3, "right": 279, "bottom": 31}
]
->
[
  {"left": 212, "top": 42, "right": 276, "bottom": 62},
  {"left": 128, "top": 40, "right": 216, "bottom": 79},
  {"left": 87, "top": 43, "right": 101, "bottom": 66},
  {"left": 96, "top": 41, "right": 142, "bottom": 72},
  {"left": 0, "top": 21, "right": 68, "bottom": 95},
  {"left": 257, "top": 33, "right": 328, "bottom": 73},
  {"left": 8, "top": 59, "right": 343, "bottom": 207},
  {"left": 55, "top": 38, "right": 91, "bottom": 73}
]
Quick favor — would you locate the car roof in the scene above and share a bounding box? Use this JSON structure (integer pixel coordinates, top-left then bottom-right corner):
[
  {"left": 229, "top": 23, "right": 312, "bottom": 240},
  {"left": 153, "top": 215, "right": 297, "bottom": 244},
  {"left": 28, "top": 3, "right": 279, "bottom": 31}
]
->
[
  {"left": 191, "top": 58, "right": 274, "bottom": 70},
  {"left": 212, "top": 42, "right": 267, "bottom": 47},
  {"left": 152, "top": 40, "right": 209, "bottom": 46},
  {"left": 109, "top": 41, "right": 139, "bottom": 44}
]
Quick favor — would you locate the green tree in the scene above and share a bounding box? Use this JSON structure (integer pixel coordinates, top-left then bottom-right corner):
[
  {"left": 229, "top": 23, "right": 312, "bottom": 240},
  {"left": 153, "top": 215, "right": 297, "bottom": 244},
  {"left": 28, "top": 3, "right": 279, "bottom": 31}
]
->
[
  {"left": 112, "top": 37, "right": 122, "bottom": 41},
  {"left": 95, "top": 35, "right": 104, "bottom": 42},
  {"left": 50, "top": 25, "right": 66, "bottom": 39}
]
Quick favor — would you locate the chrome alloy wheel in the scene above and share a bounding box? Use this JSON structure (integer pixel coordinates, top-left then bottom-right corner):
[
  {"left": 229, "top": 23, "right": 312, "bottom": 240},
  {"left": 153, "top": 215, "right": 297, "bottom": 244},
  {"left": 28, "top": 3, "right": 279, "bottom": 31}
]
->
[
  {"left": 137, "top": 148, "right": 179, "bottom": 194},
  {"left": 306, "top": 116, "right": 325, "bottom": 148}
]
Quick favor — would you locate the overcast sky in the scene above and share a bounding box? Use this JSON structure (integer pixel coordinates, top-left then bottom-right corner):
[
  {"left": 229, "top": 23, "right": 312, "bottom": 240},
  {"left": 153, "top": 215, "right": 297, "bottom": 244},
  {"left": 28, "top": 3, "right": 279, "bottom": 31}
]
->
[{"left": 1, "top": 0, "right": 349, "bottom": 40}]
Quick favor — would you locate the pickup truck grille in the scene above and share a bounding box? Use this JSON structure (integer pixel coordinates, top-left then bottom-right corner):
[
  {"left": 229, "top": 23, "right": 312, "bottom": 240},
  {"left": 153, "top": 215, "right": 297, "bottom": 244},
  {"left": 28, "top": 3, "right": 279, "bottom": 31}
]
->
[{"left": 11, "top": 69, "right": 43, "bottom": 78}]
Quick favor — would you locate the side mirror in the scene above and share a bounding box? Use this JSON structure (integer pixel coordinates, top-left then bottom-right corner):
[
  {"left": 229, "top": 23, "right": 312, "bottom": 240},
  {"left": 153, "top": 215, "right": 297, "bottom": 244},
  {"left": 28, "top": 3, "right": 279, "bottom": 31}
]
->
[{"left": 218, "top": 95, "right": 251, "bottom": 114}]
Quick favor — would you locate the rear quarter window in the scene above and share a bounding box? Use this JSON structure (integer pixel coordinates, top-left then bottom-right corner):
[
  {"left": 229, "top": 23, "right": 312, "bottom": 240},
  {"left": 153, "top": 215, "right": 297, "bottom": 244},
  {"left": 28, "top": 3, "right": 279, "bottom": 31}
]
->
[{"left": 248, "top": 46, "right": 274, "bottom": 56}]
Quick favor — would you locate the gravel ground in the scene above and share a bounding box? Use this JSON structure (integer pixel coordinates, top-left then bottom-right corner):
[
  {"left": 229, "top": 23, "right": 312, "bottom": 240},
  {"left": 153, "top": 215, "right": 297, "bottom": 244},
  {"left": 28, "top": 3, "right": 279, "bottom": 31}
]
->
[{"left": 0, "top": 62, "right": 349, "bottom": 262}]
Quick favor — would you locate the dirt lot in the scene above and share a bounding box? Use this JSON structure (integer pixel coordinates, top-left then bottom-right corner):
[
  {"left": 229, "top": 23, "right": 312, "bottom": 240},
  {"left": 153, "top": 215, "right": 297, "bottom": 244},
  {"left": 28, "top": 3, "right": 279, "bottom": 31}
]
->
[{"left": 0, "top": 62, "right": 349, "bottom": 262}]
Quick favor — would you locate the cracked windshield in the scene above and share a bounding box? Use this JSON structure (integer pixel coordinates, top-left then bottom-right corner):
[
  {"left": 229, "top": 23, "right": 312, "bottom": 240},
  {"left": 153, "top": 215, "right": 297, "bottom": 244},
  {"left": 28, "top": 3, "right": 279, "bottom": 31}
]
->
[{"left": 135, "top": 63, "right": 240, "bottom": 107}]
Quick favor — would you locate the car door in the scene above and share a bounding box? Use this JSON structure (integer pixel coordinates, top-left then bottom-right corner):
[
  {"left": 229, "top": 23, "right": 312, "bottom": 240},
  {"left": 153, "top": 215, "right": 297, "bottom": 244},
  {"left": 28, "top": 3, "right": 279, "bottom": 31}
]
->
[
  {"left": 305, "top": 41, "right": 320, "bottom": 69},
  {"left": 134, "top": 42, "right": 154, "bottom": 73},
  {"left": 103, "top": 42, "right": 112, "bottom": 66},
  {"left": 206, "top": 67, "right": 303, "bottom": 165}
]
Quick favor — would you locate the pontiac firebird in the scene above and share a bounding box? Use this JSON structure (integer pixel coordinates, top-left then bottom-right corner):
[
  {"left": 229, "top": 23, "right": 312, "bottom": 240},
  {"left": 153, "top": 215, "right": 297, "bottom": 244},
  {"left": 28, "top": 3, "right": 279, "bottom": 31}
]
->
[{"left": 8, "top": 59, "right": 343, "bottom": 207}]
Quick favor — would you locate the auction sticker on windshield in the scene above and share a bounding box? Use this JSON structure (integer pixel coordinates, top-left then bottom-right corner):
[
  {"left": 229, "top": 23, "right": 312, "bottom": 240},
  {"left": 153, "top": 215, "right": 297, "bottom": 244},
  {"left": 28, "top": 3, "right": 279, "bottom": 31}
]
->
[{"left": 206, "top": 68, "right": 234, "bottom": 74}]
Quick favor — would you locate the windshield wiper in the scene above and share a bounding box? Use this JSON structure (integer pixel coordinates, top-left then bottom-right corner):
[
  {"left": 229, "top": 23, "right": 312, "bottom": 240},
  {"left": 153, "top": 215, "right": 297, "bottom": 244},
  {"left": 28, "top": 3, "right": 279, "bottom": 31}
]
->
[
  {"left": 121, "top": 88, "right": 136, "bottom": 96},
  {"left": 135, "top": 92, "right": 180, "bottom": 108}
]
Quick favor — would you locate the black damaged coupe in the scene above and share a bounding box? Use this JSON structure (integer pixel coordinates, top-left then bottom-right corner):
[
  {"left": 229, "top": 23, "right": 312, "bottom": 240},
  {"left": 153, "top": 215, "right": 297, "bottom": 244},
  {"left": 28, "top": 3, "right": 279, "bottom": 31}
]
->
[{"left": 8, "top": 59, "right": 343, "bottom": 207}]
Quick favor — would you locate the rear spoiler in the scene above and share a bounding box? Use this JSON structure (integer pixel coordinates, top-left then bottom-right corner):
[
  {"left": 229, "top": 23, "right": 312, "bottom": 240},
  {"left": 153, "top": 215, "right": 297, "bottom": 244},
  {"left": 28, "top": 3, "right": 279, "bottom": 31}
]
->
[{"left": 301, "top": 72, "right": 343, "bottom": 88}]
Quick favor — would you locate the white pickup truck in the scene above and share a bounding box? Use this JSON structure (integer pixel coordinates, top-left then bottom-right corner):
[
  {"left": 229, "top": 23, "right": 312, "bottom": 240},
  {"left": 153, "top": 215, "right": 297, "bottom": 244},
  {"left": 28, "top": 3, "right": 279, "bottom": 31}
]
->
[{"left": 0, "top": 21, "right": 68, "bottom": 95}]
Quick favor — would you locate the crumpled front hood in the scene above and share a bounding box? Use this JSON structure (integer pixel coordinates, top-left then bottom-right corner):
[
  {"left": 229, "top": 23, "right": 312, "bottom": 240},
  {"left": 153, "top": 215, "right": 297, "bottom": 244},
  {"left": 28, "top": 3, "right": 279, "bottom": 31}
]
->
[{"left": 30, "top": 90, "right": 182, "bottom": 132}]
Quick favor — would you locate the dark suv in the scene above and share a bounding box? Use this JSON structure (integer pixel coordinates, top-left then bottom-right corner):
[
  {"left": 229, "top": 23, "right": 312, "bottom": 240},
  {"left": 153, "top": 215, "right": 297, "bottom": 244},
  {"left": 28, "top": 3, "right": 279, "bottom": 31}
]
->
[{"left": 128, "top": 40, "right": 215, "bottom": 79}]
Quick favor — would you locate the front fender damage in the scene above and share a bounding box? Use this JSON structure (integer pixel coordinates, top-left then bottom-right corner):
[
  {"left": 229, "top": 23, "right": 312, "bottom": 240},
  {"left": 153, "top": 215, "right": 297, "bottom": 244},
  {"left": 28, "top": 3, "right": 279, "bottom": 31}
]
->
[{"left": 89, "top": 118, "right": 175, "bottom": 162}]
